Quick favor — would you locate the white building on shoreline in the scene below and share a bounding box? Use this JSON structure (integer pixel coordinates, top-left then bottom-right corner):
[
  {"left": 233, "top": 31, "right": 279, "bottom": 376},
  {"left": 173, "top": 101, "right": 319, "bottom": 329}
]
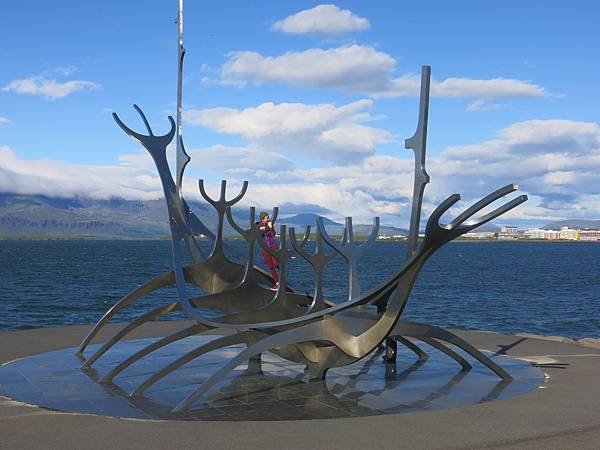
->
[{"left": 523, "top": 226, "right": 600, "bottom": 241}]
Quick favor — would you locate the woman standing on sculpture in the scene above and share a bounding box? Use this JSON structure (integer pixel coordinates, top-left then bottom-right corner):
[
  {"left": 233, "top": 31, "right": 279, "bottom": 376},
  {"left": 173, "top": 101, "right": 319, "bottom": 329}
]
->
[{"left": 257, "top": 211, "right": 279, "bottom": 290}]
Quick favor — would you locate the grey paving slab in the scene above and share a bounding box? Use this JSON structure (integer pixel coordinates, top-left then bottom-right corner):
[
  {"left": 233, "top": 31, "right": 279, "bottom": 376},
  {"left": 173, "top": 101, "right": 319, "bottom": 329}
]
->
[{"left": 1, "top": 322, "right": 600, "bottom": 450}]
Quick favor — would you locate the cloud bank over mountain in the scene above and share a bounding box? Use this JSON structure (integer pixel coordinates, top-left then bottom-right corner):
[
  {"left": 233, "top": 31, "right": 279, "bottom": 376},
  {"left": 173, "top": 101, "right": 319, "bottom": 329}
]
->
[{"left": 2, "top": 117, "right": 598, "bottom": 226}]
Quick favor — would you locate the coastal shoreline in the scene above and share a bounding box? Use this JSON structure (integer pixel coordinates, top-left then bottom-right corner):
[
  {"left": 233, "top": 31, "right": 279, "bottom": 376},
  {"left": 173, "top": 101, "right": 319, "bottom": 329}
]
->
[{"left": 2, "top": 235, "right": 599, "bottom": 243}]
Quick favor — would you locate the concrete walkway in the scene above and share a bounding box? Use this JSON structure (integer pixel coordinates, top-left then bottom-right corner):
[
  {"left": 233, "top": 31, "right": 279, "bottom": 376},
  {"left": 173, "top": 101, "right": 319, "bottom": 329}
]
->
[{"left": 2, "top": 322, "right": 600, "bottom": 450}]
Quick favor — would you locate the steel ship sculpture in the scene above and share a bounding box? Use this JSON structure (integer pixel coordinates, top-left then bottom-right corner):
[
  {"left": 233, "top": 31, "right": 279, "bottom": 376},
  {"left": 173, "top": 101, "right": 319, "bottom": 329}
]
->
[{"left": 77, "top": 1, "right": 527, "bottom": 412}]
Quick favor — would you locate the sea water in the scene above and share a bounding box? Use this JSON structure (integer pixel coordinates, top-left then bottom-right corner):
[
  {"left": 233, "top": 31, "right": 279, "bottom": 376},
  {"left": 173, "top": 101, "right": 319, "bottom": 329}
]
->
[{"left": 1, "top": 240, "right": 599, "bottom": 339}]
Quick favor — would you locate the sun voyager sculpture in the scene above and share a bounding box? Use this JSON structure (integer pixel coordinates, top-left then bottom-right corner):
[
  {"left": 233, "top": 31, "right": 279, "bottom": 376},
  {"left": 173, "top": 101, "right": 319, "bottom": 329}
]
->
[{"left": 77, "top": 1, "right": 527, "bottom": 412}]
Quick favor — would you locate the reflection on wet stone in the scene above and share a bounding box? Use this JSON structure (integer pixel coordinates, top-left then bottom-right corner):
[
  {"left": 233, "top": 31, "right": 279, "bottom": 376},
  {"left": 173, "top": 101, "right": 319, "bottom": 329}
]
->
[{"left": 0, "top": 336, "right": 544, "bottom": 421}]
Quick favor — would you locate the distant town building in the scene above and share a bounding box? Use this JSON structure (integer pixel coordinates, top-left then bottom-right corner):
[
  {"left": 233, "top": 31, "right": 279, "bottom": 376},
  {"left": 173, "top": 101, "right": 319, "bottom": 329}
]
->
[
  {"left": 579, "top": 230, "right": 600, "bottom": 241},
  {"left": 493, "top": 225, "right": 600, "bottom": 241},
  {"left": 523, "top": 228, "right": 546, "bottom": 239},
  {"left": 500, "top": 225, "right": 518, "bottom": 234},
  {"left": 543, "top": 230, "right": 560, "bottom": 240},
  {"left": 559, "top": 226, "right": 578, "bottom": 240},
  {"left": 377, "top": 234, "right": 406, "bottom": 241},
  {"left": 463, "top": 232, "right": 496, "bottom": 239},
  {"left": 497, "top": 225, "right": 519, "bottom": 240}
]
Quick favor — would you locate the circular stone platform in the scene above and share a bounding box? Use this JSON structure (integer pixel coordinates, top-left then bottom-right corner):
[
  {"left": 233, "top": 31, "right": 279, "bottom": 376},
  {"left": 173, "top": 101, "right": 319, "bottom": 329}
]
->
[
  {"left": 4, "top": 323, "right": 600, "bottom": 449},
  {"left": 0, "top": 334, "right": 542, "bottom": 421}
]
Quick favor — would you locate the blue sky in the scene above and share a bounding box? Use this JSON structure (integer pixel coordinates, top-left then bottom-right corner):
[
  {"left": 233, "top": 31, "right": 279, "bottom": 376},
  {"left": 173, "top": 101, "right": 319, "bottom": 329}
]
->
[{"left": 1, "top": 1, "right": 599, "bottom": 227}]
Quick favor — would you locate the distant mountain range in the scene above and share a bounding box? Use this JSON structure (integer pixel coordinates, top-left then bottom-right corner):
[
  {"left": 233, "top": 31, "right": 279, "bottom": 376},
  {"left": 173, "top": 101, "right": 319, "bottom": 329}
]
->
[
  {"left": 278, "top": 214, "right": 408, "bottom": 237},
  {"left": 5, "top": 192, "right": 588, "bottom": 239},
  {"left": 0, "top": 193, "right": 177, "bottom": 238},
  {"left": 0, "top": 193, "right": 407, "bottom": 239},
  {"left": 542, "top": 219, "right": 600, "bottom": 230}
]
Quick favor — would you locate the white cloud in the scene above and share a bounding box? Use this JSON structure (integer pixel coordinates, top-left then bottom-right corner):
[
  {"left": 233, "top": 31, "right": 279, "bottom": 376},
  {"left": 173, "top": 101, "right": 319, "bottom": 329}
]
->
[
  {"left": 220, "top": 46, "right": 394, "bottom": 91},
  {"left": 184, "top": 99, "right": 390, "bottom": 163},
  {"left": 188, "top": 145, "right": 297, "bottom": 174},
  {"left": 0, "top": 116, "right": 11, "bottom": 125},
  {"left": 467, "top": 99, "right": 505, "bottom": 112},
  {"left": 272, "top": 4, "right": 370, "bottom": 35},
  {"left": 432, "top": 77, "right": 545, "bottom": 98},
  {"left": 497, "top": 120, "right": 600, "bottom": 149},
  {"left": 0, "top": 146, "right": 161, "bottom": 200},
  {"left": 2, "top": 76, "right": 100, "bottom": 100},
  {"left": 2, "top": 119, "right": 599, "bottom": 227},
  {"left": 219, "top": 45, "right": 547, "bottom": 101},
  {"left": 42, "top": 65, "right": 78, "bottom": 77},
  {"left": 430, "top": 120, "right": 600, "bottom": 220}
]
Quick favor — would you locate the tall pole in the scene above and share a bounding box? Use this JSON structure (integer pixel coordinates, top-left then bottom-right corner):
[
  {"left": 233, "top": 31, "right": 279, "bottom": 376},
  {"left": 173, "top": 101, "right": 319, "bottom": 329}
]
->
[
  {"left": 405, "top": 66, "right": 431, "bottom": 259},
  {"left": 175, "top": 0, "right": 189, "bottom": 198}
]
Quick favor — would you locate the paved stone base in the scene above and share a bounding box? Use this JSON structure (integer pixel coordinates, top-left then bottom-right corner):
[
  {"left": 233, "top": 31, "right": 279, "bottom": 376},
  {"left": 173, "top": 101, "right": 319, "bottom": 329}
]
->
[
  {"left": 2, "top": 322, "right": 600, "bottom": 449},
  {"left": 0, "top": 336, "right": 542, "bottom": 421}
]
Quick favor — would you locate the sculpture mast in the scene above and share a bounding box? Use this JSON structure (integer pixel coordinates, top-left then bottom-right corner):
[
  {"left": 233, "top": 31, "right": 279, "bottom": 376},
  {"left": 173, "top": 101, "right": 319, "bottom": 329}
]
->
[
  {"left": 175, "top": 0, "right": 190, "bottom": 199},
  {"left": 405, "top": 66, "right": 431, "bottom": 258}
]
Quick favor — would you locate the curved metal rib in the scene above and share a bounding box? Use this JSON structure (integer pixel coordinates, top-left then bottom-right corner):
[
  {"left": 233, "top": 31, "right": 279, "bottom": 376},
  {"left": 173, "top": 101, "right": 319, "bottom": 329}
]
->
[
  {"left": 422, "top": 187, "right": 528, "bottom": 252},
  {"left": 81, "top": 302, "right": 181, "bottom": 368},
  {"left": 100, "top": 323, "right": 207, "bottom": 383},
  {"left": 225, "top": 206, "right": 258, "bottom": 283},
  {"left": 459, "top": 195, "right": 528, "bottom": 233},
  {"left": 450, "top": 184, "right": 518, "bottom": 228},
  {"left": 394, "top": 336, "right": 429, "bottom": 361},
  {"left": 132, "top": 330, "right": 263, "bottom": 397},
  {"left": 425, "top": 326, "right": 512, "bottom": 380},
  {"left": 227, "top": 181, "right": 249, "bottom": 206},
  {"left": 418, "top": 337, "right": 471, "bottom": 371},
  {"left": 112, "top": 111, "right": 149, "bottom": 144},
  {"left": 198, "top": 179, "right": 220, "bottom": 208},
  {"left": 226, "top": 206, "right": 255, "bottom": 238},
  {"left": 77, "top": 270, "right": 175, "bottom": 354},
  {"left": 133, "top": 104, "right": 154, "bottom": 136},
  {"left": 392, "top": 320, "right": 512, "bottom": 380}
]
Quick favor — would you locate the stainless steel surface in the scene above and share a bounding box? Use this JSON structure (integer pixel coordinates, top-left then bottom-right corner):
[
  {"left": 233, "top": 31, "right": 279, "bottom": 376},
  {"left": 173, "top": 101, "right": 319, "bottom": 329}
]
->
[
  {"left": 82, "top": 302, "right": 182, "bottom": 368},
  {"left": 405, "top": 65, "right": 431, "bottom": 259},
  {"left": 175, "top": 0, "right": 189, "bottom": 198},
  {"left": 289, "top": 226, "right": 341, "bottom": 313},
  {"left": 317, "top": 217, "right": 380, "bottom": 300}
]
